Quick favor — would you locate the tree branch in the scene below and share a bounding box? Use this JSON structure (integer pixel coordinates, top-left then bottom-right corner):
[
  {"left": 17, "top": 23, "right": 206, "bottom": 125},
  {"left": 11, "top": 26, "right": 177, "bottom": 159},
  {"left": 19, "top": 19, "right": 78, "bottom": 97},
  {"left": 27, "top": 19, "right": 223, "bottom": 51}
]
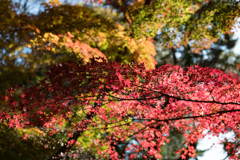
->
[
  {"left": 136, "top": 109, "right": 240, "bottom": 123},
  {"left": 109, "top": 93, "right": 240, "bottom": 106}
]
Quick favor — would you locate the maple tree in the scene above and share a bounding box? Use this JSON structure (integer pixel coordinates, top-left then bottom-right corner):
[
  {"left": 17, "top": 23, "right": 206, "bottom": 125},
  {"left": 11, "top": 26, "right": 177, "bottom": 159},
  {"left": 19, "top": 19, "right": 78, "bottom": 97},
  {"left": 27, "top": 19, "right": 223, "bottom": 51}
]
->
[
  {"left": 1, "top": 0, "right": 240, "bottom": 159},
  {"left": 1, "top": 58, "right": 240, "bottom": 159}
]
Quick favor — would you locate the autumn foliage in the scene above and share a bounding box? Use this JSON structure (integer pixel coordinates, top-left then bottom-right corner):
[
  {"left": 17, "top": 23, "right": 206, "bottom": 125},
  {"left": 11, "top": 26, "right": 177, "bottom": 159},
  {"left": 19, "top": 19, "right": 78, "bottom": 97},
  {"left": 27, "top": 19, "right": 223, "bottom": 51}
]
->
[
  {"left": 1, "top": 58, "right": 239, "bottom": 159},
  {"left": 1, "top": 0, "right": 240, "bottom": 159}
]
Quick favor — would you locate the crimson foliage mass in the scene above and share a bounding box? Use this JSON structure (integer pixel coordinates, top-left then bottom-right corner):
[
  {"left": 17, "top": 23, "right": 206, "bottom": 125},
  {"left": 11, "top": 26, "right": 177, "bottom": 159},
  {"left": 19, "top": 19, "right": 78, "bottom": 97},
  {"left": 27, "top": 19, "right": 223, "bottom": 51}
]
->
[{"left": 1, "top": 58, "right": 239, "bottom": 159}]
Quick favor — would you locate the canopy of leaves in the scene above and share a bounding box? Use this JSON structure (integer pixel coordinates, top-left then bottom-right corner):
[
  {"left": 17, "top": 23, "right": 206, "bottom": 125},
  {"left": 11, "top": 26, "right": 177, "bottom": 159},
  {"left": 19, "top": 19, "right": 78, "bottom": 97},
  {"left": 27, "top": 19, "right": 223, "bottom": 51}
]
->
[
  {"left": 0, "top": 0, "right": 158, "bottom": 93},
  {"left": 1, "top": 0, "right": 240, "bottom": 159},
  {"left": 1, "top": 59, "right": 240, "bottom": 159}
]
